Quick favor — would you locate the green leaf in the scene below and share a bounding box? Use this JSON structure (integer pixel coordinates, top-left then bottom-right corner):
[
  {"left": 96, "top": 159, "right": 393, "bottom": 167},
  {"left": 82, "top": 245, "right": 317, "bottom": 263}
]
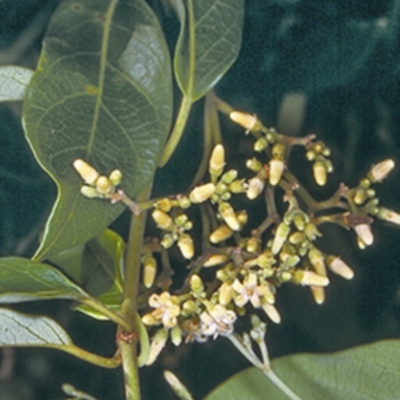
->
[
  {"left": 0, "top": 307, "right": 72, "bottom": 346},
  {"left": 0, "top": 257, "right": 89, "bottom": 303},
  {"left": 23, "top": 0, "right": 172, "bottom": 260},
  {"left": 0, "top": 66, "right": 34, "bottom": 101},
  {"left": 173, "top": 0, "right": 244, "bottom": 101},
  {"left": 205, "top": 340, "right": 400, "bottom": 400},
  {"left": 51, "top": 229, "right": 124, "bottom": 320},
  {"left": 0, "top": 308, "right": 120, "bottom": 368}
]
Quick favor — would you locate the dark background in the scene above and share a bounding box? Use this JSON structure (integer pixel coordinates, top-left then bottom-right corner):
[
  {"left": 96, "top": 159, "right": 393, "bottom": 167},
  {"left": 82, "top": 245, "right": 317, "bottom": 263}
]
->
[{"left": 1, "top": 0, "right": 400, "bottom": 399}]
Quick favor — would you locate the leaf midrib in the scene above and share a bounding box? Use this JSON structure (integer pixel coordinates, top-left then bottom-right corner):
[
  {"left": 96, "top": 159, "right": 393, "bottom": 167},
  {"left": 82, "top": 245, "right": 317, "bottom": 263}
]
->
[
  {"left": 186, "top": 0, "right": 196, "bottom": 98},
  {"left": 87, "top": 0, "right": 119, "bottom": 156}
]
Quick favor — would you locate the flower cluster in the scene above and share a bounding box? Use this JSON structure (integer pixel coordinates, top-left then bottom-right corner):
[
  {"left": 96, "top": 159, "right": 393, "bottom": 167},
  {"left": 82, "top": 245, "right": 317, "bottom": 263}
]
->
[
  {"left": 74, "top": 109, "right": 400, "bottom": 367},
  {"left": 73, "top": 159, "right": 122, "bottom": 199}
]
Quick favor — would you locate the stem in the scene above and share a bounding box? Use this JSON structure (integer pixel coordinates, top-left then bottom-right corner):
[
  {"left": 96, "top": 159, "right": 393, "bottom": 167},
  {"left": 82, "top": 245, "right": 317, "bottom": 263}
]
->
[
  {"left": 60, "top": 345, "right": 120, "bottom": 368},
  {"left": 159, "top": 95, "right": 193, "bottom": 167},
  {"left": 190, "top": 92, "right": 216, "bottom": 188},
  {"left": 227, "top": 335, "right": 303, "bottom": 400},
  {"left": 283, "top": 170, "right": 317, "bottom": 210},
  {"left": 211, "top": 93, "right": 234, "bottom": 115},
  {"left": 81, "top": 297, "right": 131, "bottom": 332},
  {"left": 119, "top": 184, "right": 152, "bottom": 400}
]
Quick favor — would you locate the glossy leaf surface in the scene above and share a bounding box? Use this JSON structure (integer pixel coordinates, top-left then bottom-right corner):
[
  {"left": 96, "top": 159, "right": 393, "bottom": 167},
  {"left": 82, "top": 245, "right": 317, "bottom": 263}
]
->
[
  {"left": 0, "top": 257, "right": 88, "bottom": 303},
  {"left": 173, "top": 0, "right": 244, "bottom": 101},
  {"left": 0, "top": 66, "right": 34, "bottom": 101},
  {"left": 23, "top": 0, "right": 172, "bottom": 259},
  {"left": 51, "top": 229, "right": 124, "bottom": 320},
  {"left": 205, "top": 340, "right": 400, "bottom": 400}
]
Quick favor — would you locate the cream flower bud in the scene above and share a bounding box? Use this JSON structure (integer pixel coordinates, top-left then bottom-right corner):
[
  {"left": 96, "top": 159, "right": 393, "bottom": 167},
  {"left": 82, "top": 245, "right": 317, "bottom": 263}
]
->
[
  {"left": 308, "top": 248, "right": 327, "bottom": 276},
  {"left": 236, "top": 210, "right": 248, "bottom": 226},
  {"left": 311, "top": 286, "right": 325, "bottom": 304},
  {"left": 161, "top": 234, "right": 175, "bottom": 249},
  {"left": 177, "top": 234, "right": 194, "bottom": 259},
  {"left": 189, "top": 183, "right": 216, "bottom": 204},
  {"left": 146, "top": 328, "right": 168, "bottom": 366},
  {"left": 353, "top": 188, "right": 367, "bottom": 205},
  {"left": 269, "top": 159, "right": 284, "bottom": 186},
  {"left": 174, "top": 213, "right": 189, "bottom": 227},
  {"left": 283, "top": 255, "right": 301, "bottom": 268},
  {"left": 229, "top": 179, "right": 247, "bottom": 194},
  {"left": 96, "top": 176, "right": 114, "bottom": 194},
  {"left": 271, "top": 222, "right": 291, "bottom": 255},
  {"left": 246, "top": 157, "right": 263, "bottom": 172},
  {"left": 73, "top": 159, "right": 99, "bottom": 185},
  {"left": 109, "top": 169, "right": 122, "bottom": 186},
  {"left": 80, "top": 185, "right": 100, "bottom": 198},
  {"left": 246, "top": 177, "right": 265, "bottom": 200},
  {"left": 182, "top": 300, "right": 197, "bottom": 315},
  {"left": 261, "top": 302, "right": 281, "bottom": 324},
  {"left": 368, "top": 159, "right": 395, "bottom": 182},
  {"left": 354, "top": 224, "right": 374, "bottom": 247},
  {"left": 178, "top": 196, "right": 191, "bottom": 209},
  {"left": 209, "top": 144, "right": 225, "bottom": 176},
  {"left": 209, "top": 224, "right": 233, "bottom": 243},
  {"left": 190, "top": 274, "right": 204, "bottom": 293},
  {"left": 152, "top": 209, "right": 174, "bottom": 230},
  {"left": 221, "top": 169, "right": 238, "bottom": 184},
  {"left": 304, "top": 222, "right": 321, "bottom": 241},
  {"left": 170, "top": 326, "right": 182, "bottom": 347},
  {"left": 219, "top": 282, "right": 233, "bottom": 306},
  {"left": 289, "top": 231, "right": 304, "bottom": 245},
  {"left": 141, "top": 313, "right": 160, "bottom": 326},
  {"left": 229, "top": 111, "right": 261, "bottom": 132},
  {"left": 377, "top": 207, "right": 400, "bottom": 225},
  {"left": 306, "top": 150, "right": 316, "bottom": 161},
  {"left": 256, "top": 251, "right": 275, "bottom": 268},
  {"left": 313, "top": 161, "right": 327, "bottom": 186},
  {"left": 328, "top": 257, "right": 354, "bottom": 280},
  {"left": 143, "top": 257, "right": 157, "bottom": 288},
  {"left": 246, "top": 236, "right": 260, "bottom": 253},
  {"left": 154, "top": 198, "right": 172, "bottom": 212},
  {"left": 219, "top": 202, "right": 240, "bottom": 231},
  {"left": 295, "top": 270, "right": 329, "bottom": 286},
  {"left": 254, "top": 137, "right": 268, "bottom": 152},
  {"left": 203, "top": 254, "right": 228, "bottom": 267}
]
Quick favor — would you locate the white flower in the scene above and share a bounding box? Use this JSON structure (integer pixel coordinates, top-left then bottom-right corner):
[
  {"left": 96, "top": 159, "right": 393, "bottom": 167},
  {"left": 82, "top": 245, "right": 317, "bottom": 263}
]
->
[
  {"left": 199, "top": 304, "right": 237, "bottom": 339},
  {"left": 143, "top": 292, "right": 180, "bottom": 328},
  {"left": 232, "top": 273, "right": 274, "bottom": 308}
]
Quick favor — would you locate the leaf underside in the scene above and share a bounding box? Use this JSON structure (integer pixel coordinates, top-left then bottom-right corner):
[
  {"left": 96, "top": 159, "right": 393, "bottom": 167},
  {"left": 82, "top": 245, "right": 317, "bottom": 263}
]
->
[
  {"left": 0, "top": 66, "right": 34, "bottom": 102},
  {"left": 174, "top": 0, "right": 244, "bottom": 101},
  {"left": 23, "top": 0, "right": 172, "bottom": 259},
  {"left": 0, "top": 308, "right": 71, "bottom": 346},
  {"left": 205, "top": 339, "right": 400, "bottom": 400}
]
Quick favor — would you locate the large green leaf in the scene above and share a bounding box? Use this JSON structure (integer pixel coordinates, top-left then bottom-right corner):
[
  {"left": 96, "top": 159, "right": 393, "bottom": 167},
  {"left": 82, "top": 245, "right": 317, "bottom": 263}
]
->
[
  {"left": 0, "top": 257, "right": 89, "bottom": 303},
  {"left": 0, "top": 307, "right": 72, "bottom": 346},
  {"left": 205, "top": 340, "right": 400, "bottom": 400},
  {"left": 51, "top": 229, "right": 124, "bottom": 320},
  {"left": 0, "top": 308, "right": 119, "bottom": 367},
  {"left": 173, "top": 0, "right": 244, "bottom": 101},
  {"left": 0, "top": 66, "right": 34, "bottom": 101},
  {"left": 23, "top": 0, "right": 172, "bottom": 260}
]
